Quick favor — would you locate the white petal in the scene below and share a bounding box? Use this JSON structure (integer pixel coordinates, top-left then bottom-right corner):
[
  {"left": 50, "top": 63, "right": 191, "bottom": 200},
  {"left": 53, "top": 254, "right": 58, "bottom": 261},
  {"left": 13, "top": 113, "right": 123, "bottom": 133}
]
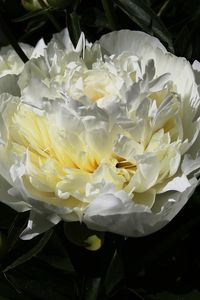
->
[
  {"left": 0, "top": 75, "right": 20, "bottom": 96},
  {"left": 0, "top": 175, "right": 31, "bottom": 212},
  {"left": 31, "top": 38, "right": 46, "bottom": 58},
  {"left": 125, "top": 153, "right": 160, "bottom": 193},
  {"left": 20, "top": 210, "right": 61, "bottom": 240},
  {"left": 181, "top": 151, "right": 200, "bottom": 176},
  {"left": 192, "top": 60, "right": 200, "bottom": 85},
  {"left": 84, "top": 177, "right": 198, "bottom": 237},
  {"left": 99, "top": 30, "right": 167, "bottom": 57},
  {"left": 158, "top": 174, "right": 191, "bottom": 193},
  {"left": 100, "top": 30, "right": 194, "bottom": 97}
]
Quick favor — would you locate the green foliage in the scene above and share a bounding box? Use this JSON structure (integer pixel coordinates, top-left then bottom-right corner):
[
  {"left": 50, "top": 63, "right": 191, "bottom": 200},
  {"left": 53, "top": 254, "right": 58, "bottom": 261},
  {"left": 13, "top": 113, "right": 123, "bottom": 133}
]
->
[
  {"left": 1, "top": 0, "right": 200, "bottom": 59},
  {"left": 113, "top": 0, "right": 174, "bottom": 51}
]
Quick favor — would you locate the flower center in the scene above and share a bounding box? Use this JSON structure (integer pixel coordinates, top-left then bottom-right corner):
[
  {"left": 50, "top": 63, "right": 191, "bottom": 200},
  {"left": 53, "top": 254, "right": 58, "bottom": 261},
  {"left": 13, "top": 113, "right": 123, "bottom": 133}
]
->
[{"left": 83, "top": 70, "right": 119, "bottom": 102}]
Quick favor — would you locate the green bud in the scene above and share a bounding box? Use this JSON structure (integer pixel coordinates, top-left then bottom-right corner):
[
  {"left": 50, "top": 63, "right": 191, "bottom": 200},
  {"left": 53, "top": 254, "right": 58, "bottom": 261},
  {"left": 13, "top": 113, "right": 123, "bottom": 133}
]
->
[
  {"left": 85, "top": 235, "right": 103, "bottom": 251},
  {"left": 64, "top": 222, "right": 104, "bottom": 251},
  {"left": 21, "top": 0, "right": 43, "bottom": 11}
]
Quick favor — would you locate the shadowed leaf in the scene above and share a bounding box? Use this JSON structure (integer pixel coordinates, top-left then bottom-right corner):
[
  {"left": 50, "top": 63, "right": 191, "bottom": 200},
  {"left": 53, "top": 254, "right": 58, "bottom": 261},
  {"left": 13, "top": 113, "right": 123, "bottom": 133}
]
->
[
  {"left": 3, "top": 229, "right": 53, "bottom": 272},
  {"left": 113, "top": 0, "right": 174, "bottom": 52}
]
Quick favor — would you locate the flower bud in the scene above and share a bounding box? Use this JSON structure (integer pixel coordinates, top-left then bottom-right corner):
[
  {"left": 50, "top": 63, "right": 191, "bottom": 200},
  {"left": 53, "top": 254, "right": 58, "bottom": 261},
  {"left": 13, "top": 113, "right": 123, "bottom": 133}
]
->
[{"left": 21, "top": 0, "right": 43, "bottom": 11}]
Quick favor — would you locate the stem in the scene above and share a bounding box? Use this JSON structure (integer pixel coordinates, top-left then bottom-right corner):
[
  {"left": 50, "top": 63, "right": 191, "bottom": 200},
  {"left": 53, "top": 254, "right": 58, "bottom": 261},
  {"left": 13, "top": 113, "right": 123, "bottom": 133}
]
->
[
  {"left": 102, "top": 0, "right": 118, "bottom": 30},
  {"left": 0, "top": 11, "right": 29, "bottom": 63},
  {"left": 157, "top": 0, "right": 171, "bottom": 17}
]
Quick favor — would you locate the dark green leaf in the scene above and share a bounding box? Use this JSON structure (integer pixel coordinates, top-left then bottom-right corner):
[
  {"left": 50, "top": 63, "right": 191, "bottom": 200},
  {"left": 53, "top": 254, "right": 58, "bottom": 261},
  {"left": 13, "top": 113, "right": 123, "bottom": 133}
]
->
[
  {"left": 66, "top": 11, "right": 81, "bottom": 48},
  {"left": 0, "top": 232, "right": 7, "bottom": 260},
  {"left": 7, "top": 212, "right": 29, "bottom": 252},
  {"left": 36, "top": 227, "right": 75, "bottom": 273},
  {"left": 13, "top": 8, "right": 52, "bottom": 22},
  {"left": 0, "top": 203, "right": 16, "bottom": 230},
  {"left": 3, "top": 229, "right": 53, "bottom": 272},
  {"left": 19, "top": 19, "right": 47, "bottom": 42},
  {"left": 5, "top": 272, "right": 69, "bottom": 300},
  {"left": 37, "top": 253, "right": 75, "bottom": 273},
  {"left": 0, "top": 273, "right": 29, "bottom": 300},
  {"left": 81, "top": 8, "right": 109, "bottom": 29},
  {"left": 5, "top": 259, "right": 78, "bottom": 300},
  {"left": 152, "top": 290, "right": 200, "bottom": 300},
  {"left": 174, "top": 25, "right": 192, "bottom": 59},
  {"left": 113, "top": 0, "right": 174, "bottom": 52},
  {"left": 82, "top": 277, "right": 101, "bottom": 300},
  {"left": 0, "top": 10, "right": 29, "bottom": 62},
  {"left": 47, "top": 0, "right": 74, "bottom": 9},
  {"left": 104, "top": 250, "right": 124, "bottom": 296},
  {"left": 102, "top": 0, "right": 118, "bottom": 30}
]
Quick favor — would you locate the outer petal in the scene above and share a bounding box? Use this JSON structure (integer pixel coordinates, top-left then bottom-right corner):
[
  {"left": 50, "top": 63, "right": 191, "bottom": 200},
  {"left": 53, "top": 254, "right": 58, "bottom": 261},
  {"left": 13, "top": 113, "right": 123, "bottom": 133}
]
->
[
  {"left": 0, "top": 175, "right": 31, "bottom": 212},
  {"left": 0, "top": 75, "right": 20, "bottom": 96},
  {"left": 99, "top": 30, "right": 167, "bottom": 57},
  {"left": 99, "top": 30, "right": 194, "bottom": 97},
  {"left": 84, "top": 177, "right": 198, "bottom": 237},
  {"left": 192, "top": 60, "right": 200, "bottom": 85},
  {"left": 20, "top": 210, "right": 61, "bottom": 240}
]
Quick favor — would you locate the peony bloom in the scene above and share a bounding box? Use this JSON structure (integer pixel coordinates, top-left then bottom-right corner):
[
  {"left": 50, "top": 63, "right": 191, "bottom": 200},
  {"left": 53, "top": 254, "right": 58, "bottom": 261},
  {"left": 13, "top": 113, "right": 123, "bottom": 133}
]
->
[{"left": 0, "top": 29, "right": 200, "bottom": 239}]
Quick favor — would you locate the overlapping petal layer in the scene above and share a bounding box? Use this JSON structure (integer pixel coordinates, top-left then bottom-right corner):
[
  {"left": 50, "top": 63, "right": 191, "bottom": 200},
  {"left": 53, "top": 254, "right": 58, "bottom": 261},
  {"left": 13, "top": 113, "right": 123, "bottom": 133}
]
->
[{"left": 0, "top": 29, "right": 200, "bottom": 239}]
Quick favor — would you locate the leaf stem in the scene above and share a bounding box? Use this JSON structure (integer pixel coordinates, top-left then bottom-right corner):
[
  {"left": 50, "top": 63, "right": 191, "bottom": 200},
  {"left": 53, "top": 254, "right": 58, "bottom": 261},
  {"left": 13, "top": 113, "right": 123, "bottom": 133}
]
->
[{"left": 0, "top": 11, "right": 29, "bottom": 63}]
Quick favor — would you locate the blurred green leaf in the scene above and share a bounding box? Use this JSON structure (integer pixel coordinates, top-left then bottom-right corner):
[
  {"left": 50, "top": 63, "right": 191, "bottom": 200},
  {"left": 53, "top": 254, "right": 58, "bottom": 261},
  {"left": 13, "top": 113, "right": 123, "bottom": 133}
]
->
[
  {"left": 0, "top": 273, "right": 30, "bottom": 300},
  {"left": 3, "top": 229, "right": 53, "bottom": 272},
  {"left": 104, "top": 250, "right": 124, "bottom": 296},
  {"left": 36, "top": 228, "right": 75, "bottom": 273},
  {"left": 47, "top": 0, "right": 74, "bottom": 9},
  {"left": 5, "top": 272, "right": 70, "bottom": 300},
  {"left": 174, "top": 25, "right": 193, "bottom": 59},
  {"left": 19, "top": 19, "right": 47, "bottom": 41},
  {"left": 0, "top": 203, "right": 16, "bottom": 230},
  {"left": 0, "top": 9, "right": 29, "bottom": 62},
  {"left": 5, "top": 259, "right": 78, "bottom": 300},
  {"left": 113, "top": 0, "right": 174, "bottom": 52},
  {"left": 13, "top": 8, "right": 52, "bottom": 22},
  {"left": 7, "top": 212, "right": 29, "bottom": 252},
  {"left": 37, "top": 254, "right": 75, "bottom": 273},
  {"left": 151, "top": 290, "right": 200, "bottom": 300},
  {"left": 81, "top": 7, "right": 109, "bottom": 29},
  {"left": 0, "top": 232, "right": 7, "bottom": 260},
  {"left": 80, "top": 277, "right": 101, "bottom": 300},
  {"left": 102, "top": 0, "right": 118, "bottom": 30},
  {"left": 66, "top": 11, "right": 81, "bottom": 48}
]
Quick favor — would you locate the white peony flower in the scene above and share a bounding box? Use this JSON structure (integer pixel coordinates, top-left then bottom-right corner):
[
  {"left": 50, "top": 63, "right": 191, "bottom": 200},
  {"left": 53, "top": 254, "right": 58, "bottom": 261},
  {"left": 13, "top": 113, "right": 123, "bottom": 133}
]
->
[{"left": 0, "top": 29, "right": 200, "bottom": 239}]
